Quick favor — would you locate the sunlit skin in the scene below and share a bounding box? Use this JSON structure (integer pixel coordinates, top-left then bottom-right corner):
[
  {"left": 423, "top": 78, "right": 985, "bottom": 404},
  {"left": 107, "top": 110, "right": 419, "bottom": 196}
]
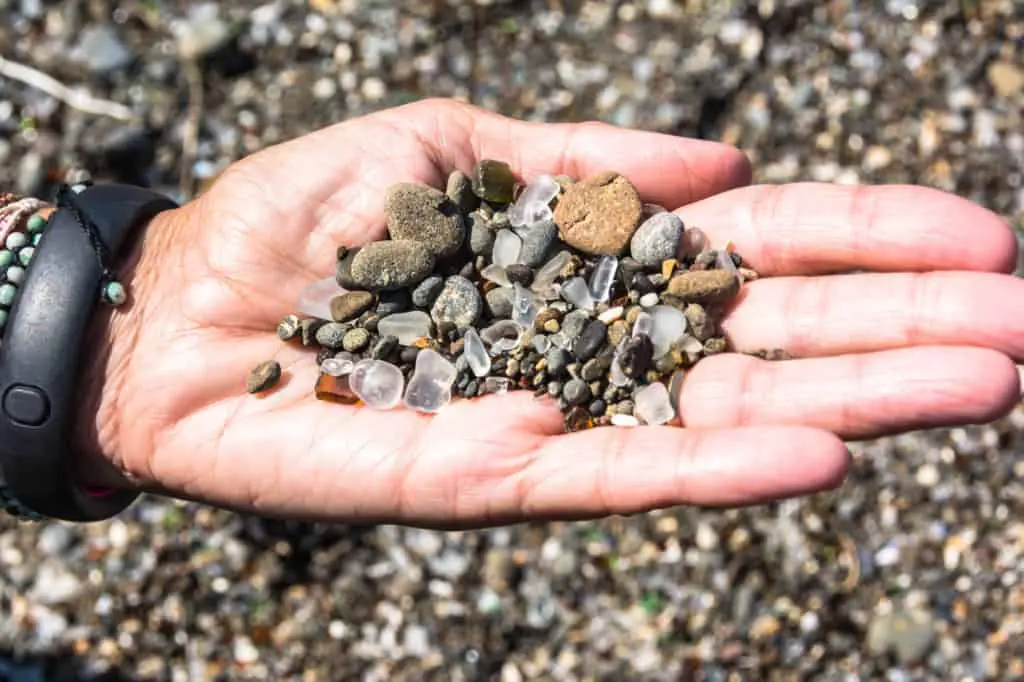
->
[{"left": 72, "top": 99, "right": 1023, "bottom": 529}]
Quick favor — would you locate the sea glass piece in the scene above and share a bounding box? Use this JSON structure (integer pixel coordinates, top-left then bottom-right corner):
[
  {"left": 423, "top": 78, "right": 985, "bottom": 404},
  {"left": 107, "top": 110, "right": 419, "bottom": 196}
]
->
[
  {"left": 512, "top": 284, "right": 538, "bottom": 328},
  {"left": 716, "top": 248, "right": 739, "bottom": 278},
  {"left": 483, "top": 377, "right": 512, "bottom": 394},
  {"left": 403, "top": 349, "right": 457, "bottom": 413},
  {"left": 530, "top": 250, "right": 570, "bottom": 296},
  {"left": 610, "top": 413, "right": 640, "bottom": 427},
  {"left": 297, "top": 276, "right": 347, "bottom": 320},
  {"left": 349, "top": 359, "right": 404, "bottom": 409},
  {"left": 480, "top": 320, "right": 523, "bottom": 355},
  {"left": 632, "top": 311, "right": 654, "bottom": 338},
  {"left": 533, "top": 335, "right": 551, "bottom": 353},
  {"left": 463, "top": 328, "right": 491, "bottom": 378},
  {"left": 481, "top": 264, "right": 511, "bottom": 287},
  {"left": 315, "top": 374, "right": 359, "bottom": 404},
  {"left": 634, "top": 382, "right": 675, "bottom": 425},
  {"left": 588, "top": 255, "right": 618, "bottom": 303},
  {"left": 321, "top": 352, "right": 356, "bottom": 376},
  {"left": 378, "top": 311, "right": 432, "bottom": 345},
  {"left": 508, "top": 175, "right": 560, "bottom": 227},
  {"left": 647, "top": 305, "right": 688, "bottom": 359},
  {"left": 492, "top": 230, "right": 522, "bottom": 268},
  {"left": 560, "top": 277, "right": 594, "bottom": 310}
]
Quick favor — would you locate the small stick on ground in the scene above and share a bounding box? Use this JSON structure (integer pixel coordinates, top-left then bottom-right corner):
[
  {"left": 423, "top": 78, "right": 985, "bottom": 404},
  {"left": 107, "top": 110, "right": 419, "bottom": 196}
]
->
[
  {"left": 0, "top": 54, "right": 135, "bottom": 121},
  {"left": 178, "top": 58, "right": 204, "bottom": 201}
]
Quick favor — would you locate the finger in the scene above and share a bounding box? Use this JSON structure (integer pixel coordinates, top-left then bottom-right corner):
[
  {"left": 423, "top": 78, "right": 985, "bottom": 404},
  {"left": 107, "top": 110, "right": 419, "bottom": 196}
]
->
[
  {"left": 676, "top": 183, "right": 1018, "bottom": 275},
  {"left": 722, "top": 271, "right": 1024, "bottom": 361},
  {"left": 369, "top": 98, "right": 752, "bottom": 209},
  {"left": 679, "top": 347, "right": 1021, "bottom": 440},
  {"left": 512, "top": 425, "right": 849, "bottom": 517}
]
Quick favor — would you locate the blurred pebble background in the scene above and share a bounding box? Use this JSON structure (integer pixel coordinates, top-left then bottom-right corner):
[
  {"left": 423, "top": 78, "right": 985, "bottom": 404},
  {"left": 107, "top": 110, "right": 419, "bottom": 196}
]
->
[{"left": 1, "top": 1, "right": 1023, "bottom": 680}]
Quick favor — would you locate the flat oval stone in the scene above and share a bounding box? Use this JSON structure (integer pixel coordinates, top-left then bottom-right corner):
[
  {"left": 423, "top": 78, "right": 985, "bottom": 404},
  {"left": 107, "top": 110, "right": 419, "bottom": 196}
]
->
[
  {"left": 630, "top": 212, "right": 684, "bottom": 267},
  {"left": 518, "top": 219, "right": 558, "bottom": 267},
  {"left": 330, "top": 291, "right": 375, "bottom": 322},
  {"left": 553, "top": 172, "right": 643, "bottom": 256},
  {"left": 349, "top": 241, "right": 435, "bottom": 292},
  {"left": 342, "top": 327, "right": 371, "bottom": 352},
  {"left": 666, "top": 269, "right": 740, "bottom": 303},
  {"left": 431, "top": 275, "right": 483, "bottom": 331},
  {"left": 468, "top": 213, "right": 495, "bottom": 256},
  {"left": 446, "top": 169, "right": 479, "bottom": 213},
  {"left": 574, "top": 319, "right": 608, "bottom": 361},
  {"left": 385, "top": 183, "right": 466, "bottom": 259}
]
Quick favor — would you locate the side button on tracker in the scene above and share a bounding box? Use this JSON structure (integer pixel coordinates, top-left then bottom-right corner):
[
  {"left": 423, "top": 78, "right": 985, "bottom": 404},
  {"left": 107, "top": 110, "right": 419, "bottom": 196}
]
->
[{"left": 3, "top": 385, "right": 51, "bottom": 426}]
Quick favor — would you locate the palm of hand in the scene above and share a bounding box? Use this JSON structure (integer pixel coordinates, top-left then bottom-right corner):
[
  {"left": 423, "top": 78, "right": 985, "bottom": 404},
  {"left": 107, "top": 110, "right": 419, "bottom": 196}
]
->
[{"left": 104, "top": 100, "right": 1021, "bottom": 527}]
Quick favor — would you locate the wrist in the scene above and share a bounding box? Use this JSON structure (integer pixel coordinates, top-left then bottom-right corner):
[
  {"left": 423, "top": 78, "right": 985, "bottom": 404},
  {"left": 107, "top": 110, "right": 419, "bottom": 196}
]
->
[{"left": 72, "top": 207, "right": 183, "bottom": 491}]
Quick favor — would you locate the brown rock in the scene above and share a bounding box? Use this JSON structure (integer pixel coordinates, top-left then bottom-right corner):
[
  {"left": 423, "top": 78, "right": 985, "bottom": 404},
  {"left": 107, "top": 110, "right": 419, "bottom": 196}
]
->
[
  {"left": 553, "top": 171, "right": 642, "bottom": 256},
  {"left": 666, "top": 270, "right": 740, "bottom": 303},
  {"left": 384, "top": 183, "right": 465, "bottom": 258},
  {"left": 246, "top": 360, "right": 281, "bottom": 394},
  {"left": 330, "top": 291, "right": 375, "bottom": 322},
  {"left": 682, "top": 303, "right": 715, "bottom": 341}
]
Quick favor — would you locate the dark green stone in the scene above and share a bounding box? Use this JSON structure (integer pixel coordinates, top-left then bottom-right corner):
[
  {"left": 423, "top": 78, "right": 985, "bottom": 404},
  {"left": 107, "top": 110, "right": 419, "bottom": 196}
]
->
[{"left": 471, "top": 160, "right": 516, "bottom": 204}]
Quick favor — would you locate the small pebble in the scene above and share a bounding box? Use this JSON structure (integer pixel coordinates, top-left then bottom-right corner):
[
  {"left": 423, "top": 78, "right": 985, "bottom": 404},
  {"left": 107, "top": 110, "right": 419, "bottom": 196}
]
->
[
  {"left": 517, "top": 219, "right": 558, "bottom": 267},
  {"left": 505, "top": 264, "right": 535, "bottom": 287},
  {"left": 446, "top": 169, "right": 478, "bottom": 213},
  {"left": 342, "top": 327, "right": 370, "bottom": 352},
  {"left": 545, "top": 348, "right": 571, "bottom": 377},
  {"left": 588, "top": 399, "right": 606, "bottom": 417},
  {"left": 277, "top": 314, "right": 301, "bottom": 341},
  {"left": 315, "top": 322, "right": 348, "bottom": 350},
  {"left": 349, "top": 241, "right": 435, "bottom": 291},
  {"left": 468, "top": 213, "right": 495, "bottom": 255},
  {"left": 619, "top": 335, "right": 654, "bottom": 378},
  {"left": 411, "top": 276, "right": 445, "bottom": 308},
  {"left": 431, "top": 275, "right": 483, "bottom": 331},
  {"left": 246, "top": 360, "right": 281, "bottom": 394},
  {"left": 385, "top": 183, "right": 465, "bottom": 258},
  {"left": 666, "top": 269, "right": 740, "bottom": 303},
  {"left": 639, "top": 292, "right": 660, "bottom": 308},
  {"left": 331, "top": 291, "right": 375, "bottom": 322},
  {"left": 471, "top": 159, "right": 517, "bottom": 204},
  {"left": 485, "top": 286, "right": 514, "bottom": 318},
  {"left": 574, "top": 319, "right": 608, "bottom": 361},
  {"left": 371, "top": 335, "right": 399, "bottom": 360}
]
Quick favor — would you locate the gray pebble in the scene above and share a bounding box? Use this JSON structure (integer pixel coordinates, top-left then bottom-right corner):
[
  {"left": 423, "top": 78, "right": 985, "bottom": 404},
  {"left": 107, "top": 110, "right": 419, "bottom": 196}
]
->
[
  {"left": 371, "top": 335, "right": 399, "bottom": 360},
  {"left": 547, "top": 381, "right": 562, "bottom": 397},
  {"left": 563, "top": 379, "right": 592, "bottom": 406},
  {"left": 630, "top": 212, "right": 684, "bottom": 266},
  {"left": 468, "top": 213, "right": 495, "bottom": 255},
  {"left": 431, "top": 275, "right": 483, "bottom": 330},
  {"left": 315, "top": 322, "right": 348, "bottom": 349},
  {"left": 562, "top": 309, "right": 592, "bottom": 340},
  {"left": 342, "top": 327, "right": 370, "bottom": 352},
  {"left": 545, "top": 348, "right": 571, "bottom": 377},
  {"left": 411, "top": 275, "right": 445, "bottom": 308},
  {"left": 505, "top": 264, "right": 534, "bottom": 287},
  {"left": 506, "top": 358, "right": 520, "bottom": 378},
  {"left": 277, "top": 314, "right": 301, "bottom": 341},
  {"left": 574, "top": 319, "right": 608, "bottom": 361},
  {"left": 377, "top": 289, "right": 411, "bottom": 316},
  {"left": 485, "top": 286, "right": 514, "bottom": 318},
  {"left": 588, "top": 399, "right": 606, "bottom": 417},
  {"left": 518, "top": 219, "right": 558, "bottom": 267},
  {"left": 385, "top": 183, "right": 465, "bottom": 258},
  {"left": 300, "top": 319, "right": 323, "bottom": 346},
  {"left": 349, "top": 241, "right": 435, "bottom": 291},
  {"left": 400, "top": 346, "right": 420, "bottom": 364},
  {"left": 446, "top": 169, "right": 479, "bottom": 213},
  {"left": 581, "top": 354, "right": 612, "bottom": 382}
]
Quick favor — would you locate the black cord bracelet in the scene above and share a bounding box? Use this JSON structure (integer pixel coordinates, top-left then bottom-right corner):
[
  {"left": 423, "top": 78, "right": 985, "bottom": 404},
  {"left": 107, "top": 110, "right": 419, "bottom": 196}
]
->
[{"left": 0, "top": 184, "right": 177, "bottom": 522}]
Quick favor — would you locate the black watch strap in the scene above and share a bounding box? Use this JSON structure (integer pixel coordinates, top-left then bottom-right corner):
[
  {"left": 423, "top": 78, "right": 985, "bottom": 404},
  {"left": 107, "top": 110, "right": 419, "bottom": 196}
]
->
[{"left": 0, "top": 184, "right": 177, "bottom": 522}]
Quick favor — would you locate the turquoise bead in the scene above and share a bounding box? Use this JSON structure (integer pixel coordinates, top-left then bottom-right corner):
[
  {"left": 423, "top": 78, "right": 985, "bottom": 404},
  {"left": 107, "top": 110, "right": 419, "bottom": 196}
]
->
[
  {"left": 5, "top": 265, "right": 24, "bottom": 285},
  {"left": 0, "top": 284, "right": 16, "bottom": 307},
  {"left": 0, "top": 250, "right": 14, "bottom": 269},
  {"left": 5, "top": 232, "right": 27, "bottom": 250},
  {"left": 18, "top": 247, "right": 33, "bottom": 266},
  {"left": 103, "top": 281, "right": 127, "bottom": 306},
  {"left": 26, "top": 214, "right": 47, "bottom": 232},
  {"left": 32, "top": 232, "right": 42, "bottom": 246}
]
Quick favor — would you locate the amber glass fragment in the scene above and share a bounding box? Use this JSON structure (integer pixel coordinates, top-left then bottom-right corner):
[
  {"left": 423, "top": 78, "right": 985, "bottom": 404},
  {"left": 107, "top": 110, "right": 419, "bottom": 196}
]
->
[
  {"left": 563, "top": 406, "right": 594, "bottom": 433},
  {"left": 315, "top": 373, "right": 360, "bottom": 404}
]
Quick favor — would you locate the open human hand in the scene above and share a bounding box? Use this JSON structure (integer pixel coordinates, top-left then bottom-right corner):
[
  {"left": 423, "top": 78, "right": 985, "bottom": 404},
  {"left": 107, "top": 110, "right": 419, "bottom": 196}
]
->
[{"left": 75, "top": 99, "right": 1022, "bottom": 528}]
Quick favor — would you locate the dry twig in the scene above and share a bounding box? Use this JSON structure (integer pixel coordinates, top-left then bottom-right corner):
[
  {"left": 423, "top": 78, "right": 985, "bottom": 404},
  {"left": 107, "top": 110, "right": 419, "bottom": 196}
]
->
[{"left": 0, "top": 54, "right": 135, "bottom": 121}]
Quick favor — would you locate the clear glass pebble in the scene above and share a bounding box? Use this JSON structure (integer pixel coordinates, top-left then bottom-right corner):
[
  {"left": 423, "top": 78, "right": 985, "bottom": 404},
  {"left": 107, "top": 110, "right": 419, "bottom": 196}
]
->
[
  {"left": 403, "top": 349, "right": 457, "bottom": 413},
  {"left": 297, "top": 276, "right": 347, "bottom": 320},
  {"left": 378, "top": 311, "right": 432, "bottom": 345},
  {"left": 508, "top": 175, "right": 560, "bottom": 227},
  {"left": 349, "top": 359, "right": 405, "bottom": 409},
  {"left": 480, "top": 320, "right": 523, "bottom": 355},
  {"left": 481, "top": 264, "right": 511, "bottom": 287},
  {"left": 492, "top": 229, "right": 522, "bottom": 268},
  {"left": 561, "top": 277, "right": 595, "bottom": 310},
  {"left": 533, "top": 335, "right": 551, "bottom": 353},
  {"left": 634, "top": 382, "right": 675, "bottom": 425},
  {"left": 647, "top": 306, "right": 689, "bottom": 359},
  {"left": 610, "top": 355, "right": 630, "bottom": 387},
  {"left": 588, "top": 255, "right": 618, "bottom": 303},
  {"left": 512, "top": 284, "right": 538, "bottom": 327},
  {"left": 321, "top": 352, "right": 356, "bottom": 376},
  {"left": 530, "top": 250, "right": 570, "bottom": 296},
  {"left": 463, "top": 328, "right": 491, "bottom": 378},
  {"left": 716, "top": 248, "right": 739, "bottom": 276},
  {"left": 632, "top": 311, "right": 654, "bottom": 338},
  {"left": 610, "top": 413, "right": 640, "bottom": 427},
  {"left": 639, "top": 292, "right": 660, "bottom": 308}
]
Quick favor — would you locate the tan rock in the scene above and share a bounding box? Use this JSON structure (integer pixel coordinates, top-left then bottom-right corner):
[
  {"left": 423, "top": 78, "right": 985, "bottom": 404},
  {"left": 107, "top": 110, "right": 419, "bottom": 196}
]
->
[
  {"left": 666, "top": 269, "right": 740, "bottom": 303},
  {"left": 553, "top": 171, "right": 642, "bottom": 256}
]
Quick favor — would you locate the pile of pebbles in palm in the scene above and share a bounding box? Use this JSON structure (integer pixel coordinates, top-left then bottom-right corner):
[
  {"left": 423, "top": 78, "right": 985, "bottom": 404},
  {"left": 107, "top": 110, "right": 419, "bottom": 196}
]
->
[{"left": 248, "top": 160, "right": 760, "bottom": 432}]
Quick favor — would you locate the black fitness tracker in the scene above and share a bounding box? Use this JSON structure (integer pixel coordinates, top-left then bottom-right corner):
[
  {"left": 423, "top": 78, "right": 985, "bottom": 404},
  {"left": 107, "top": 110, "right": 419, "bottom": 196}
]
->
[{"left": 0, "top": 184, "right": 177, "bottom": 522}]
